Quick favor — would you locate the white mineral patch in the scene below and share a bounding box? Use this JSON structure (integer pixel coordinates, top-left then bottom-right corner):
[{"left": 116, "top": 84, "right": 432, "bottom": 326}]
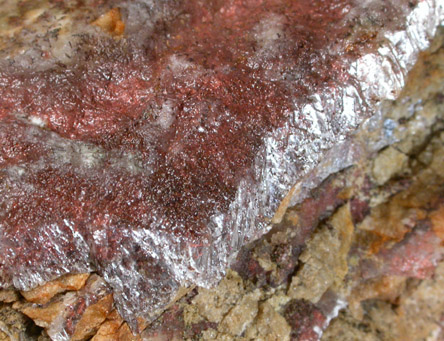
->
[
  {"left": 48, "top": 138, "right": 105, "bottom": 169},
  {"left": 78, "top": 144, "right": 103, "bottom": 168},
  {"left": 253, "top": 13, "right": 284, "bottom": 51},
  {"left": 315, "top": 298, "right": 347, "bottom": 339},
  {"left": 168, "top": 55, "right": 195, "bottom": 74},
  {"left": 118, "top": 153, "right": 146, "bottom": 175},
  {"left": 313, "top": 326, "right": 323, "bottom": 338},
  {"left": 28, "top": 115, "right": 47, "bottom": 128},
  {"left": 248, "top": 12, "right": 285, "bottom": 70},
  {"left": 155, "top": 100, "right": 176, "bottom": 130},
  {"left": 5, "top": 166, "right": 26, "bottom": 179}
]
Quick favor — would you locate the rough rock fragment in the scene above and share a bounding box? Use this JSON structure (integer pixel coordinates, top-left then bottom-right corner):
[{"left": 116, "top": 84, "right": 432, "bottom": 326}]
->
[
  {"left": 0, "top": 304, "right": 44, "bottom": 340},
  {"left": 394, "top": 262, "right": 444, "bottom": 340},
  {"left": 284, "top": 299, "right": 326, "bottom": 341},
  {"left": 14, "top": 275, "right": 112, "bottom": 340},
  {"left": 192, "top": 271, "right": 245, "bottom": 324},
  {"left": 21, "top": 273, "right": 90, "bottom": 305},
  {"left": 341, "top": 261, "right": 444, "bottom": 341},
  {"left": 244, "top": 302, "right": 291, "bottom": 341},
  {"left": 358, "top": 189, "right": 427, "bottom": 242},
  {"left": 321, "top": 310, "right": 379, "bottom": 341},
  {"left": 70, "top": 293, "right": 113, "bottom": 341},
  {"left": 0, "top": 289, "right": 19, "bottom": 304},
  {"left": 288, "top": 204, "right": 354, "bottom": 303},
  {"left": 372, "top": 147, "right": 409, "bottom": 185},
  {"left": 91, "top": 310, "right": 123, "bottom": 341},
  {"left": 116, "top": 323, "right": 141, "bottom": 341},
  {"left": 430, "top": 205, "right": 444, "bottom": 240},
  {"left": 218, "top": 289, "right": 261, "bottom": 336},
  {"left": 14, "top": 299, "right": 66, "bottom": 329},
  {"left": 348, "top": 276, "right": 407, "bottom": 320}
]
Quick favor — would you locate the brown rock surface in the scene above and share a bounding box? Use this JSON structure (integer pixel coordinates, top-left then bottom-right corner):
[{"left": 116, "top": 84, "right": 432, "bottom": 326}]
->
[
  {"left": 70, "top": 293, "right": 113, "bottom": 341},
  {"left": 245, "top": 302, "right": 291, "bottom": 341},
  {"left": 21, "top": 273, "right": 89, "bottom": 305},
  {"left": 191, "top": 271, "right": 245, "bottom": 324},
  {"left": 91, "top": 310, "right": 123, "bottom": 341},
  {"left": 372, "top": 147, "right": 409, "bottom": 186},
  {"left": 0, "top": 290, "right": 19, "bottom": 304},
  {"left": 217, "top": 290, "right": 261, "bottom": 336},
  {"left": 288, "top": 204, "right": 354, "bottom": 303},
  {"left": 14, "top": 299, "right": 66, "bottom": 328},
  {"left": 12, "top": 274, "right": 112, "bottom": 339}
]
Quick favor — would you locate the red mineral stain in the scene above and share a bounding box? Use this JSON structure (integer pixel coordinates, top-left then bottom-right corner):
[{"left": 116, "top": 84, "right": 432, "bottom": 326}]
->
[{"left": 0, "top": 0, "right": 354, "bottom": 239}]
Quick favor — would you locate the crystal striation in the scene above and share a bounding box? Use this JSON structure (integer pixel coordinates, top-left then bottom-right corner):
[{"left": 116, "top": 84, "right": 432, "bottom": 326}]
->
[{"left": 0, "top": 0, "right": 443, "bottom": 330}]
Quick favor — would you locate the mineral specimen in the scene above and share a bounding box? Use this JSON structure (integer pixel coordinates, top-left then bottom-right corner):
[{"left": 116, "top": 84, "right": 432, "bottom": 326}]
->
[{"left": 0, "top": 0, "right": 443, "bottom": 333}]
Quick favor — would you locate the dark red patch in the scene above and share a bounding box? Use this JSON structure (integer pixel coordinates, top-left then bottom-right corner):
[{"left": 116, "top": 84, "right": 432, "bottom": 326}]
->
[{"left": 284, "top": 299, "right": 326, "bottom": 341}]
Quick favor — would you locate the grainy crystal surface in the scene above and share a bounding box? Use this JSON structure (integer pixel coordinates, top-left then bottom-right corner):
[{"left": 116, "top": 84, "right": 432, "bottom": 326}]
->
[{"left": 0, "top": 0, "right": 443, "bottom": 329}]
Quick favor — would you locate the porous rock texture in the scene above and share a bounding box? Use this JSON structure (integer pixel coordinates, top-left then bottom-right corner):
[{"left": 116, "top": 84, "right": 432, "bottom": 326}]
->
[{"left": 1, "top": 0, "right": 444, "bottom": 340}]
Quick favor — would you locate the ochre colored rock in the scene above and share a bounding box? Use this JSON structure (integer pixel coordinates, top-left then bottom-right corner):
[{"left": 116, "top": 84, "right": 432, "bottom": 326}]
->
[
  {"left": 15, "top": 274, "right": 113, "bottom": 339},
  {"left": 288, "top": 204, "right": 354, "bottom": 303},
  {"left": 21, "top": 273, "right": 90, "bottom": 305},
  {"left": 372, "top": 147, "right": 409, "bottom": 185},
  {"left": 348, "top": 276, "right": 407, "bottom": 320},
  {"left": 218, "top": 290, "right": 261, "bottom": 336},
  {"left": 430, "top": 205, "right": 444, "bottom": 241},
  {"left": 91, "top": 310, "right": 124, "bottom": 341},
  {"left": 117, "top": 323, "right": 141, "bottom": 341},
  {"left": 14, "top": 299, "right": 66, "bottom": 328},
  {"left": 395, "top": 262, "right": 444, "bottom": 340},
  {"left": 192, "top": 271, "right": 245, "bottom": 324},
  {"left": 92, "top": 8, "right": 125, "bottom": 37},
  {"left": 245, "top": 302, "right": 291, "bottom": 341},
  {"left": 71, "top": 293, "right": 114, "bottom": 341}
]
